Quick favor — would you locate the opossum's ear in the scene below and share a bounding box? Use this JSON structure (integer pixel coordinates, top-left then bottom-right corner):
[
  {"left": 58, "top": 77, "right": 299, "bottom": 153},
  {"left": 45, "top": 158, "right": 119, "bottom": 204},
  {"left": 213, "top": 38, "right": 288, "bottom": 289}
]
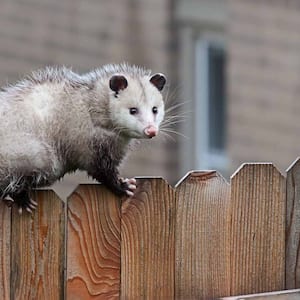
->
[
  {"left": 109, "top": 75, "right": 128, "bottom": 93},
  {"left": 150, "top": 73, "right": 166, "bottom": 91}
]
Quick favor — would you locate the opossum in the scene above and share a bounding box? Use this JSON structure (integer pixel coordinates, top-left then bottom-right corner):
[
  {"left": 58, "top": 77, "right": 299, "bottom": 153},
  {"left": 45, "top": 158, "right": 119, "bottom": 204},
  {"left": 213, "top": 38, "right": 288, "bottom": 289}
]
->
[{"left": 0, "top": 63, "right": 166, "bottom": 213}]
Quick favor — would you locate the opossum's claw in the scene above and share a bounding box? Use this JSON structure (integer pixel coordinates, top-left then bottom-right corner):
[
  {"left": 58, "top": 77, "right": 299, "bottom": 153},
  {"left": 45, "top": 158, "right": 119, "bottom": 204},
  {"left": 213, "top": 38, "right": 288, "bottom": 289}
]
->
[
  {"left": 28, "top": 198, "right": 38, "bottom": 209},
  {"left": 3, "top": 195, "right": 14, "bottom": 207},
  {"left": 25, "top": 206, "right": 33, "bottom": 214},
  {"left": 29, "top": 198, "right": 38, "bottom": 206},
  {"left": 28, "top": 203, "right": 37, "bottom": 210},
  {"left": 23, "top": 198, "right": 37, "bottom": 213}
]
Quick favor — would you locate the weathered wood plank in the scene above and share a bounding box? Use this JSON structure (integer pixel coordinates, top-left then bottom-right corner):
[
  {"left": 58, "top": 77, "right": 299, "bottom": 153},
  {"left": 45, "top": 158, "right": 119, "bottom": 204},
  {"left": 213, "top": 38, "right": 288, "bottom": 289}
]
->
[
  {"left": 286, "top": 158, "right": 300, "bottom": 288},
  {"left": 67, "top": 185, "right": 120, "bottom": 300},
  {"left": 121, "top": 178, "right": 175, "bottom": 299},
  {"left": 175, "top": 171, "right": 231, "bottom": 299},
  {"left": 0, "top": 201, "right": 11, "bottom": 300},
  {"left": 230, "top": 164, "right": 285, "bottom": 296},
  {"left": 11, "top": 190, "right": 65, "bottom": 300}
]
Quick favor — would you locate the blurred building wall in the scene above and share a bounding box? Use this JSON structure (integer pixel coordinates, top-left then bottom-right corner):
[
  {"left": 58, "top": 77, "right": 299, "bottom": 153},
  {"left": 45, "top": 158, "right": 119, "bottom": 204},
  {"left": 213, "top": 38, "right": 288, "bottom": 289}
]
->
[
  {"left": 227, "top": 0, "right": 300, "bottom": 174},
  {"left": 175, "top": 0, "right": 300, "bottom": 178},
  {"left": 175, "top": 0, "right": 229, "bottom": 176},
  {"left": 0, "top": 0, "right": 178, "bottom": 197}
]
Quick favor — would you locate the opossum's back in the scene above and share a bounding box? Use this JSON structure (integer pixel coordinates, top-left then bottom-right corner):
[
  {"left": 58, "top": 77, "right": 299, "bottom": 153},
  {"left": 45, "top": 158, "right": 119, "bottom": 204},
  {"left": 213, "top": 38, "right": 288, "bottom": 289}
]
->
[
  {"left": 0, "top": 134, "right": 61, "bottom": 180},
  {"left": 0, "top": 82, "right": 61, "bottom": 134},
  {"left": 0, "top": 102, "right": 45, "bottom": 137}
]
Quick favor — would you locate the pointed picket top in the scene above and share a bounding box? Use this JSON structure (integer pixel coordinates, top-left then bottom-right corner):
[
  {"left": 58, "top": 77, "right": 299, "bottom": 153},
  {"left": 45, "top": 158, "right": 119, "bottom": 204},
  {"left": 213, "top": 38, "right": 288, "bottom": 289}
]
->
[
  {"left": 230, "top": 162, "right": 285, "bottom": 183},
  {"left": 11, "top": 189, "right": 65, "bottom": 300},
  {"left": 286, "top": 157, "right": 300, "bottom": 173},
  {"left": 0, "top": 200, "right": 11, "bottom": 300},
  {"left": 67, "top": 183, "right": 121, "bottom": 299},
  {"left": 175, "top": 170, "right": 230, "bottom": 299},
  {"left": 67, "top": 183, "right": 103, "bottom": 199},
  {"left": 286, "top": 157, "right": 300, "bottom": 289},
  {"left": 229, "top": 162, "right": 286, "bottom": 295},
  {"left": 133, "top": 176, "right": 174, "bottom": 192},
  {"left": 175, "top": 170, "right": 229, "bottom": 189},
  {"left": 121, "top": 177, "right": 175, "bottom": 299}
]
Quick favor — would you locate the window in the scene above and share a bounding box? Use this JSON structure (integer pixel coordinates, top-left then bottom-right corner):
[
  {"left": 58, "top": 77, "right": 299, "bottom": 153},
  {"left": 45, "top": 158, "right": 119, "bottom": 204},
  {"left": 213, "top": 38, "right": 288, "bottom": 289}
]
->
[{"left": 195, "top": 37, "right": 227, "bottom": 171}]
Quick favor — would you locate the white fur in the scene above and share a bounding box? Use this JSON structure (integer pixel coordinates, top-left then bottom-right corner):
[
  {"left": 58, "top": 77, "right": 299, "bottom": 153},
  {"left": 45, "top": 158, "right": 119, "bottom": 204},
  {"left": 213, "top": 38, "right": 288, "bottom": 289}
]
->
[
  {"left": 108, "top": 75, "right": 165, "bottom": 138},
  {"left": 27, "top": 85, "right": 54, "bottom": 121}
]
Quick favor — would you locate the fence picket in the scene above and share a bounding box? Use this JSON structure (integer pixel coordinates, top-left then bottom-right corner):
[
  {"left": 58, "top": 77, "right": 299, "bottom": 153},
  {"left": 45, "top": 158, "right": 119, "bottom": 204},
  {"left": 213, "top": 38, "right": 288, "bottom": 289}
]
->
[
  {"left": 286, "top": 158, "right": 300, "bottom": 289},
  {"left": 66, "top": 185, "right": 121, "bottom": 300},
  {"left": 10, "top": 190, "right": 65, "bottom": 300},
  {"left": 230, "top": 164, "right": 285, "bottom": 296},
  {"left": 175, "top": 171, "right": 231, "bottom": 299},
  {"left": 0, "top": 201, "right": 11, "bottom": 300},
  {"left": 121, "top": 178, "right": 175, "bottom": 299}
]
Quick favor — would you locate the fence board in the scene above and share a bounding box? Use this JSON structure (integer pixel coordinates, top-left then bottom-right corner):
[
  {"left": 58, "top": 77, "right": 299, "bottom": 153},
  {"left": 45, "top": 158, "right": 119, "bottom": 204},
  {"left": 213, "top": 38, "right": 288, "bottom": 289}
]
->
[
  {"left": 230, "top": 164, "right": 285, "bottom": 296},
  {"left": 11, "top": 190, "right": 65, "bottom": 300},
  {"left": 286, "top": 158, "right": 300, "bottom": 288},
  {"left": 0, "top": 201, "right": 11, "bottom": 300},
  {"left": 121, "top": 178, "right": 175, "bottom": 300},
  {"left": 67, "top": 185, "right": 121, "bottom": 300},
  {"left": 175, "top": 171, "right": 230, "bottom": 299}
]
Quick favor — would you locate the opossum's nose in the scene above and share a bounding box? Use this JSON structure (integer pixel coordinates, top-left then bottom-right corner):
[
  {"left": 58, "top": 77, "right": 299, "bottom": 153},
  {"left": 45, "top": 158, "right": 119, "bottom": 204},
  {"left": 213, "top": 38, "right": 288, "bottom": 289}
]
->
[{"left": 144, "top": 125, "right": 158, "bottom": 138}]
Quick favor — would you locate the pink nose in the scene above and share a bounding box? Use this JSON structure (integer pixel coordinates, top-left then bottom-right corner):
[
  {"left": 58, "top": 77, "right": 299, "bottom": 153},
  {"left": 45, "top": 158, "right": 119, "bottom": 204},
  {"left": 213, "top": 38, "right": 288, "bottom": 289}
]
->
[{"left": 144, "top": 125, "right": 157, "bottom": 138}]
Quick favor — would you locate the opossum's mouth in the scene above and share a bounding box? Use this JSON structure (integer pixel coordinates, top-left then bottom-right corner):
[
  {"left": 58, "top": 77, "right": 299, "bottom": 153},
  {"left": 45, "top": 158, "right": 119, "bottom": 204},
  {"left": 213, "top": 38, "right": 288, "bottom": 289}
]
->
[
  {"left": 118, "top": 129, "right": 145, "bottom": 139},
  {"left": 120, "top": 129, "right": 158, "bottom": 139}
]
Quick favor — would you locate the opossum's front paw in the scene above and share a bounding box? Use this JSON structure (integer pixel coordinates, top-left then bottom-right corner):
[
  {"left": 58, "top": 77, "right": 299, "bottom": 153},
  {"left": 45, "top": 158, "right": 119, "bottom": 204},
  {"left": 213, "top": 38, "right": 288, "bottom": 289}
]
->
[
  {"left": 120, "top": 177, "right": 137, "bottom": 197},
  {"left": 13, "top": 191, "right": 38, "bottom": 214},
  {"left": 18, "top": 197, "right": 38, "bottom": 214}
]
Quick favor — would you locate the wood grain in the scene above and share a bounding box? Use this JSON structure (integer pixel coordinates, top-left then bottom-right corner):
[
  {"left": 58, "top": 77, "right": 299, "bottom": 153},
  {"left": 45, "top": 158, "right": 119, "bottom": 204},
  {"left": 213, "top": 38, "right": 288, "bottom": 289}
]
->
[
  {"left": 0, "top": 200, "right": 11, "bottom": 300},
  {"left": 175, "top": 171, "right": 231, "bottom": 299},
  {"left": 67, "top": 185, "right": 121, "bottom": 300},
  {"left": 286, "top": 158, "right": 300, "bottom": 288},
  {"left": 230, "top": 164, "right": 285, "bottom": 296},
  {"left": 11, "top": 190, "right": 65, "bottom": 300},
  {"left": 121, "top": 178, "right": 175, "bottom": 300}
]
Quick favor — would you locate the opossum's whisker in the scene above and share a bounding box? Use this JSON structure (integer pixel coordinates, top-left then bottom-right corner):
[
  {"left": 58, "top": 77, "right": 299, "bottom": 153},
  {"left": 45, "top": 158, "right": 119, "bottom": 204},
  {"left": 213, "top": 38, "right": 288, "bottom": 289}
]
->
[
  {"left": 160, "top": 128, "right": 189, "bottom": 139},
  {"left": 159, "top": 131, "right": 176, "bottom": 142},
  {"left": 165, "top": 101, "right": 190, "bottom": 113},
  {"left": 163, "top": 85, "right": 181, "bottom": 106}
]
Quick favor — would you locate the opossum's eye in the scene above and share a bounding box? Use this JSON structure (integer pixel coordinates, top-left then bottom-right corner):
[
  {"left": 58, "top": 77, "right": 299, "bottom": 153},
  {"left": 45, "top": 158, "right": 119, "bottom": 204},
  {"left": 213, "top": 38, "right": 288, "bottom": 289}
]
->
[
  {"left": 152, "top": 106, "right": 158, "bottom": 114},
  {"left": 129, "top": 107, "right": 138, "bottom": 115}
]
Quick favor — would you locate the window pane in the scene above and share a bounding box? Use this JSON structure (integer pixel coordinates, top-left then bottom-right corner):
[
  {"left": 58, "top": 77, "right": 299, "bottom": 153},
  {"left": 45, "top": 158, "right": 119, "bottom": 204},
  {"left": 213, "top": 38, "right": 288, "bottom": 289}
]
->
[{"left": 208, "top": 44, "right": 226, "bottom": 152}]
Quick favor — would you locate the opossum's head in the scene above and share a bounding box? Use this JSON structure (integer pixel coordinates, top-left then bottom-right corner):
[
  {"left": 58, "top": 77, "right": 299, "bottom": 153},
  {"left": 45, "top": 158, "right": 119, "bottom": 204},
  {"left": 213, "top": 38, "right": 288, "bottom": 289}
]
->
[{"left": 108, "top": 73, "right": 166, "bottom": 139}]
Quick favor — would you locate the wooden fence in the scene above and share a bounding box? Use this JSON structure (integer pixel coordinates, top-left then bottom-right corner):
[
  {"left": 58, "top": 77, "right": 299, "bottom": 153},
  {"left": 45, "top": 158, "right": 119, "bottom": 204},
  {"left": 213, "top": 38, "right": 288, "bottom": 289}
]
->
[{"left": 2, "top": 159, "right": 300, "bottom": 299}]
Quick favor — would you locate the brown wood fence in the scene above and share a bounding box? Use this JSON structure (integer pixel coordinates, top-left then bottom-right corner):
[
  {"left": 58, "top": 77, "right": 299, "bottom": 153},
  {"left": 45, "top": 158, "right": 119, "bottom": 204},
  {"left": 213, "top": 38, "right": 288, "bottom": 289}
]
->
[{"left": 1, "top": 159, "right": 300, "bottom": 299}]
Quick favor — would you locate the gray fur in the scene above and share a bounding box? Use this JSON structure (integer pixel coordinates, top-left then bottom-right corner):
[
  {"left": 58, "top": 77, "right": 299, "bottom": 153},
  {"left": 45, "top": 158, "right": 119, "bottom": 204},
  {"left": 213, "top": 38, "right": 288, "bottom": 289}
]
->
[{"left": 0, "top": 63, "right": 166, "bottom": 209}]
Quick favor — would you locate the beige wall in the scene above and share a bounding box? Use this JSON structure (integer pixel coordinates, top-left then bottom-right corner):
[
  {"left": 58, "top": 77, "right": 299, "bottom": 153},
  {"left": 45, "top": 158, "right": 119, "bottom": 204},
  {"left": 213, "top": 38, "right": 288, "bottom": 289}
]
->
[
  {"left": 0, "top": 0, "right": 179, "bottom": 198},
  {"left": 227, "top": 0, "right": 300, "bottom": 174}
]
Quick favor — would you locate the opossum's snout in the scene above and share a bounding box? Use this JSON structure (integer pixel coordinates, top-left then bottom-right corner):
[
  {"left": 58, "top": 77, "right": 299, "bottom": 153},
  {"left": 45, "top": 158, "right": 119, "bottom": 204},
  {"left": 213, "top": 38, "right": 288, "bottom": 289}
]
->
[{"left": 144, "top": 125, "right": 158, "bottom": 138}]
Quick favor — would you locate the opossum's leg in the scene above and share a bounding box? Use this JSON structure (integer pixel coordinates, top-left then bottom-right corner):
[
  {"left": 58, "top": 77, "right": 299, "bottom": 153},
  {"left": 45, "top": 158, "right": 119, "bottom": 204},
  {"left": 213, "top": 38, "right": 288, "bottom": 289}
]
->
[
  {"left": 89, "top": 142, "right": 137, "bottom": 196},
  {"left": 11, "top": 189, "right": 38, "bottom": 214},
  {"left": 88, "top": 167, "right": 136, "bottom": 197}
]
